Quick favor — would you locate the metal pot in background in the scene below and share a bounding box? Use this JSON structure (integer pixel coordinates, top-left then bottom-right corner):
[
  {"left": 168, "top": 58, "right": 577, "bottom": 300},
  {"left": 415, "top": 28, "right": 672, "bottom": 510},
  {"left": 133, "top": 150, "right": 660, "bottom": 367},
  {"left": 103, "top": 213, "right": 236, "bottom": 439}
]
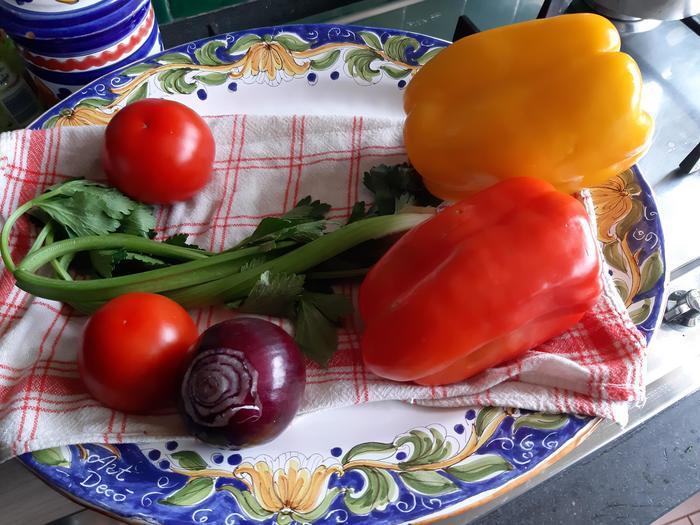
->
[
  {"left": 584, "top": 0, "right": 700, "bottom": 32},
  {"left": 584, "top": 0, "right": 700, "bottom": 20}
]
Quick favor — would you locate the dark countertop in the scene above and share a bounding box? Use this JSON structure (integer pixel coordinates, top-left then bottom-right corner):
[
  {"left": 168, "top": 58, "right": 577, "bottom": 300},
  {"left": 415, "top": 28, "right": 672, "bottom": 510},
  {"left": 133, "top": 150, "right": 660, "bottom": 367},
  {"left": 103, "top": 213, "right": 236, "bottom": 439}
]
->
[{"left": 475, "top": 389, "right": 700, "bottom": 525}]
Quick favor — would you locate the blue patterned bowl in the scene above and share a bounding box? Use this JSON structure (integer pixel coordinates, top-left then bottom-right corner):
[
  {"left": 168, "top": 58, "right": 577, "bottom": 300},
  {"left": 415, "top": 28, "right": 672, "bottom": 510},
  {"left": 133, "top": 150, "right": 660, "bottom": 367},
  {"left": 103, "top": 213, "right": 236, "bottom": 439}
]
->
[
  {"left": 0, "top": 0, "right": 139, "bottom": 38},
  {"left": 0, "top": 0, "right": 162, "bottom": 99}
]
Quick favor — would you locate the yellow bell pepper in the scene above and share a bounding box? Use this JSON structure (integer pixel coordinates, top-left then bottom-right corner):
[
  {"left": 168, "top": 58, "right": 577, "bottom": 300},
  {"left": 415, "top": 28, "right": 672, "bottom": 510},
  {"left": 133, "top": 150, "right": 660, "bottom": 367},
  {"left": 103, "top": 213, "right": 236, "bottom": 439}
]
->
[{"left": 403, "top": 13, "right": 653, "bottom": 199}]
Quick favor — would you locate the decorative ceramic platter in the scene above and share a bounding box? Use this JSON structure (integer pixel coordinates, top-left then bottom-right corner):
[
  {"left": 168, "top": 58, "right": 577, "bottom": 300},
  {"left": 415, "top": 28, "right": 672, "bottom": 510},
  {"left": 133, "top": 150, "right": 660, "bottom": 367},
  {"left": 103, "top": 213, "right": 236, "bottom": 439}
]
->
[{"left": 20, "top": 24, "right": 666, "bottom": 525}]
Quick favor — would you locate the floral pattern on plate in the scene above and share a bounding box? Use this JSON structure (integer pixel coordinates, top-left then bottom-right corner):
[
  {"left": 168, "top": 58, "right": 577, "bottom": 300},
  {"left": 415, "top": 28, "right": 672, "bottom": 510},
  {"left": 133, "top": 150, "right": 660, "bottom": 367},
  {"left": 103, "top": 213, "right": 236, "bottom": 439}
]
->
[
  {"left": 38, "top": 27, "right": 443, "bottom": 128},
  {"left": 27, "top": 408, "right": 594, "bottom": 524},
  {"left": 591, "top": 167, "right": 665, "bottom": 339}
]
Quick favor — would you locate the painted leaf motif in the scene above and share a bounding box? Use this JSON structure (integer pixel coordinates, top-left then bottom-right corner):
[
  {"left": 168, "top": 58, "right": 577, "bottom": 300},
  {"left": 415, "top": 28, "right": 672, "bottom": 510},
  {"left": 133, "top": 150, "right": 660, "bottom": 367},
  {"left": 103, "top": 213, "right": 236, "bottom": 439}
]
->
[
  {"left": 629, "top": 297, "right": 653, "bottom": 325},
  {"left": 158, "top": 69, "right": 197, "bottom": 95},
  {"left": 120, "top": 62, "right": 153, "bottom": 76},
  {"left": 310, "top": 49, "right": 341, "bottom": 70},
  {"left": 277, "top": 514, "right": 293, "bottom": 525},
  {"left": 421, "top": 427, "right": 453, "bottom": 464},
  {"left": 394, "top": 427, "right": 453, "bottom": 467},
  {"left": 159, "top": 478, "right": 214, "bottom": 506},
  {"left": 383, "top": 35, "right": 419, "bottom": 62},
  {"left": 345, "top": 48, "right": 382, "bottom": 83},
  {"left": 31, "top": 447, "right": 70, "bottom": 467},
  {"left": 157, "top": 52, "right": 194, "bottom": 64},
  {"left": 125, "top": 82, "right": 148, "bottom": 105},
  {"left": 358, "top": 31, "right": 383, "bottom": 51},
  {"left": 291, "top": 488, "right": 342, "bottom": 522},
  {"left": 638, "top": 251, "right": 664, "bottom": 295},
  {"left": 195, "top": 72, "right": 229, "bottom": 85},
  {"left": 174, "top": 72, "right": 198, "bottom": 94},
  {"left": 603, "top": 241, "right": 628, "bottom": 273},
  {"left": 77, "top": 97, "right": 113, "bottom": 109},
  {"left": 343, "top": 466, "right": 398, "bottom": 515},
  {"left": 629, "top": 185, "right": 644, "bottom": 201},
  {"left": 512, "top": 412, "right": 569, "bottom": 433},
  {"left": 380, "top": 65, "right": 411, "bottom": 79},
  {"left": 446, "top": 454, "right": 513, "bottom": 482},
  {"left": 399, "top": 470, "right": 458, "bottom": 496},
  {"left": 274, "top": 33, "right": 311, "bottom": 52},
  {"left": 342, "top": 441, "right": 397, "bottom": 463},
  {"left": 417, "top": 47, "right": 444, "bottom": 65},
  {"left": 619, "top": 167, "right": 636, "bottom": 186},
  {"left": 228, "top": 34, "right": 263, "bottom": 54},
  {"left": 195, "top": 40, "right": 227, "bottom": 66},
  {"left": 614, "top": 279, "right": 630, "bottom": 303},
  {"left": 218, "top": 485, "right": 275, "bottom": 520},
  {"left": 171, "top": 450, "right": 207, "bottom": 471},
  {"left": 475, "top": 406, "right": 503, "bottom": 438},
  {"left": 43, "top": 115, "right": 60, "bottom": 128},
  {"left": 615, "top": 198, "right": 643, "bottom": 240},
  {"left": 396, "top": 429, "right": 432, "bottom": 464}
]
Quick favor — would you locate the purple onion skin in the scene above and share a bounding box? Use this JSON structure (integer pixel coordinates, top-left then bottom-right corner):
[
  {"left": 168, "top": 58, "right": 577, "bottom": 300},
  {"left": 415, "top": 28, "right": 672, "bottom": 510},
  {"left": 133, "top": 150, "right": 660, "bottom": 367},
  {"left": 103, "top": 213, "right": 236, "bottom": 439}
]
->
[{"left": 179, "top": 317, "right": 306, "bottom": 448}]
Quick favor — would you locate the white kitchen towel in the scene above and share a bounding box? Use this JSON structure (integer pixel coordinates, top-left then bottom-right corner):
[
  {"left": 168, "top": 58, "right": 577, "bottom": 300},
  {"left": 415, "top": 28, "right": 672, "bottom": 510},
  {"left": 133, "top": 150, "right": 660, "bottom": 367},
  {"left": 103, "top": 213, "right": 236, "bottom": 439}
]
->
[{"left": 0, "top": 114, "right": 646, "bottom": 461}]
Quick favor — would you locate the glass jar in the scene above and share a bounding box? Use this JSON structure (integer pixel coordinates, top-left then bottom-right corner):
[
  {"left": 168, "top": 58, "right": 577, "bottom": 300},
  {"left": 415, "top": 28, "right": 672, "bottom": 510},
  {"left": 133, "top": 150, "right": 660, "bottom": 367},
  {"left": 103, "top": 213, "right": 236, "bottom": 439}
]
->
[{"left": 0, "top": 63, "right": 42, "bottom": 130}]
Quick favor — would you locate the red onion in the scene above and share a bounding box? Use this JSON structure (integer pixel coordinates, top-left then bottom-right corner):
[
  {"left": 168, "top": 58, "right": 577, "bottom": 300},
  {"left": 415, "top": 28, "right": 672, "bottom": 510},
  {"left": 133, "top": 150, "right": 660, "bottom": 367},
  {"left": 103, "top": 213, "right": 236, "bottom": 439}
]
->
[{"left": 179, "top": 317, "right": 305, "bottom": 447}]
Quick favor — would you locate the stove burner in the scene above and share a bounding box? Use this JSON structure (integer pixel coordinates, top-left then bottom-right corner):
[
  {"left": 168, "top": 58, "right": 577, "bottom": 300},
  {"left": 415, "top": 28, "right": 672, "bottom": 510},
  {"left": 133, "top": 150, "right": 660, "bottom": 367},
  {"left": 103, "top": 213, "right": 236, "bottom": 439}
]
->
[{"left": 583, "top": 1, "right": 667, "bottom": 32}]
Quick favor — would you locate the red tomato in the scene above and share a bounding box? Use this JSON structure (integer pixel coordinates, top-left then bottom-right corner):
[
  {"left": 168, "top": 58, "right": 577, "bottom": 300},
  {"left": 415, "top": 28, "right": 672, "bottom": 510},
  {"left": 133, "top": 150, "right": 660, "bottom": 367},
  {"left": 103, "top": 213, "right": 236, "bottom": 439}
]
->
[
  {"left": 102, "top": 99, "right": 215, "bottom": 204},
  {"left": 79, "top": 293, "right": 198, "bottom": 413}
]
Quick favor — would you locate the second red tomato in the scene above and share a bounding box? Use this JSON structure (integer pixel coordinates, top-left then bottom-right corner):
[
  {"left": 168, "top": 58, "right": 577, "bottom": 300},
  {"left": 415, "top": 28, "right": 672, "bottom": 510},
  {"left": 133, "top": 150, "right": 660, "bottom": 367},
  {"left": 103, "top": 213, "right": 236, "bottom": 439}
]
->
[
  {"left": 79, "top": 292, "right": 199, "bottom": 413},
  {"left": 102, "top": 99, "right": 215, "bottom": 204}
]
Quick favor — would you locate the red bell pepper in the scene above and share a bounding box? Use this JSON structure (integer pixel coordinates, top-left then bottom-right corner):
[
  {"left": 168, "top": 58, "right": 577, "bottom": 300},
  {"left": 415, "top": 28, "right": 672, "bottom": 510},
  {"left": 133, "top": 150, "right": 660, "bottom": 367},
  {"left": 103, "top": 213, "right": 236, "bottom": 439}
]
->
[{"left": 359, "top": 177, "right": 602, "bottom": 385}]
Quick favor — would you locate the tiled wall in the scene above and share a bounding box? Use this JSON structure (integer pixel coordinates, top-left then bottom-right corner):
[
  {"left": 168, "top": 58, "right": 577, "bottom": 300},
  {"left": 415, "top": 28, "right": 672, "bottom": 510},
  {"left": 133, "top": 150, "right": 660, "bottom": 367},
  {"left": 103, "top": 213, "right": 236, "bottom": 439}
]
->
[{"left": 152, "top": 0, "right": 247, "bottom": 23}]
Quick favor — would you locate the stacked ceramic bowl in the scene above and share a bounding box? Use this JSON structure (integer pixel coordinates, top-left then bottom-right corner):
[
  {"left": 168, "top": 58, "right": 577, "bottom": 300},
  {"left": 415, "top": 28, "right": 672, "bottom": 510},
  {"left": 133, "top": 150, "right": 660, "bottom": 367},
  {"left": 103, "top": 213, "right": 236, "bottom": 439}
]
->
[{"left": 0, "top": 0, "right": 162, "bottom": 100}]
